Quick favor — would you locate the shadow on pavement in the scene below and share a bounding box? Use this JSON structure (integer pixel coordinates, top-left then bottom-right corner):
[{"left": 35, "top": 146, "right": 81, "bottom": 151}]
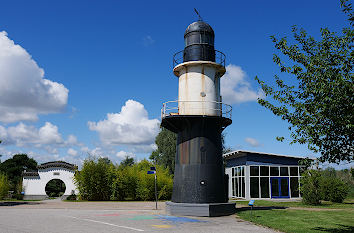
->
[{"left": 0, "top": 201, "right": 41, "bottom": 207}]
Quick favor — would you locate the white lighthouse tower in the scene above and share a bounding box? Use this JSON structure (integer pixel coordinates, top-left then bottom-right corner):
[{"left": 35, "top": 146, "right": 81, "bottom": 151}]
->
[{"left": 161, "top": 19, "right": 234, "bottom": 216}]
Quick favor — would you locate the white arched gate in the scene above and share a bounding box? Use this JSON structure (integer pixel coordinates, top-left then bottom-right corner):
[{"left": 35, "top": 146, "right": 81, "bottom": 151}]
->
[{"left": 22, "top": 161, "right": 78, "bottom": 200}]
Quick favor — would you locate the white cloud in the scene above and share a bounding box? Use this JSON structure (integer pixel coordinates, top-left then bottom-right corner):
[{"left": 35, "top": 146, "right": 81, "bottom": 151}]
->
[
  {"left": 0, "top": 31, "right": 68, "bottom": 123},
  {"left": 245, "top": 137, "right": 262, "bottom": 147},
  {"left": 0, "top": 146, "right": 84, "bottom": 167},
  {"left": 86, "top": 147, "right": 104, "bottom": 157},
  {"left": 67, "top": 148, "right": 78, "bottom": 157},
  {"left": 44, "top": 146, "right": 58, "bottom": 154},
  {"left": 2, "top": 122, "right": 63, "bottom": 146},
  {"left": 0, "top": 122, "right": 78, "bottom": 148},
  {"left": 67, "top": 135, "right": 78, "bottom": 145},
  {"left": 221, "top": 64, "right": 264, "bottom": 105},
  {"left": 88, "top": 100, "right": 160, "bottom": 146},
  {"left": 143, "top": 35, "right": 154, "bottom": 46},
  {"left": 116, "top": 150, "right": 136, "bottom": 160},
  {"left": 80, "top": 146, "right": 89, "bottom": 152},
  {"left": 130, "top": 144, "right": 157, "bottom": 153}
]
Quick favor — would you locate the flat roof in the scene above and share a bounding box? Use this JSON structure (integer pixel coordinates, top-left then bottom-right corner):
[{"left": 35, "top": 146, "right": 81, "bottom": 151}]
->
[{"left": 223, "top": 150, "right": 315, "bottom": 160}]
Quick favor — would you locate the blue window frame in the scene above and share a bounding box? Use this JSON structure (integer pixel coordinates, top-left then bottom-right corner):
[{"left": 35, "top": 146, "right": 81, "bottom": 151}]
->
[{"left": 270, "top": 177, "right": 290, "bottom": 198}]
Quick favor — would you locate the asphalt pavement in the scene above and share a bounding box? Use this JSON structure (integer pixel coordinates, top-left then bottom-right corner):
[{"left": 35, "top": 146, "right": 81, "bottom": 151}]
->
[{"left": 0, "top": 201, "right": 277, "bottom": 233}]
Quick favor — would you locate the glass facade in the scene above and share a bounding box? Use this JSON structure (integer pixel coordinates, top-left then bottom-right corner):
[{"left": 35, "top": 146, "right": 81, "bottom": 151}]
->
[
  {"left": 231, "top": 166, "right": 245, "bottom": 198},
  {"left": 230, "top": 165, "right": 302, "bottom": 199},
  {"left": 250, "top": 165, "right": 301, "bottom": 198}
]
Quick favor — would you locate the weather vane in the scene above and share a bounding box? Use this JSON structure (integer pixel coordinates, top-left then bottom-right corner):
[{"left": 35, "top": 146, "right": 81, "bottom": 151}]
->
[{"left": 194, "top": 8, "right": 203, "bottom": 21}]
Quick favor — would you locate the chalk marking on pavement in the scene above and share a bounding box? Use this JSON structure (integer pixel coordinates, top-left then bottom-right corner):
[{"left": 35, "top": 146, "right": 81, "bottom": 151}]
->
[
  {"left": 151, "top": 224, "right": 172, "bottom": 228},
  {"left": 67, "top": 216, "right": 144, "bottom": 231}
]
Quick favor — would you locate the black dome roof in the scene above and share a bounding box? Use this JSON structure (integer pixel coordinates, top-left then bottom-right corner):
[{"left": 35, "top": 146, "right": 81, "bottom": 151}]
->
[{"left": 184, "top": 21, "right": 214, "bottom": 37}]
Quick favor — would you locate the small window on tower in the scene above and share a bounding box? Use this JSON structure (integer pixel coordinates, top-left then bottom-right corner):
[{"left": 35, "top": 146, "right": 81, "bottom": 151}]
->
[{"left": 53, "top": 172, "right": 60, "bottom": 176}]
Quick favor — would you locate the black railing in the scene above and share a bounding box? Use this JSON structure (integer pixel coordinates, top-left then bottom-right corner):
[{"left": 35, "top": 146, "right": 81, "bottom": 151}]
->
[{"left": 173, "top": 50, "right": 226, "bottom": 68}]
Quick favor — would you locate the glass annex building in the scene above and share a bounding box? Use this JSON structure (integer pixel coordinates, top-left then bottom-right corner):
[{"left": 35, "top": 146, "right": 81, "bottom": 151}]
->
[{"left": 224, "top": 150, "right": 305, "bottom": 200}]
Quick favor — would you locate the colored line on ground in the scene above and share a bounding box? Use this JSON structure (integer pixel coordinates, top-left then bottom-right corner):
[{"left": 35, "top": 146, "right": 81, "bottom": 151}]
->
[
  {"left": 67, "top": 216, "right": 144, "bottom": 232},
  {"left": 151, "top": 224, "right": 172, "bottom": 228},
  {"left": 156, "top": 215, "right": 205, "bottom": 223},
  {"left": 127, "top": 215, "right": 156, "bottom": 220}
]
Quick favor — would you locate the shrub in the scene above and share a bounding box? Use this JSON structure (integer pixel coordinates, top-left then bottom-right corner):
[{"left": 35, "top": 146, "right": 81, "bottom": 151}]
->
[
  {"left": 301, "top": 168, "right": 350, "bottom": 205},
  {"left": 13, "top": 193, "right": 24, "bottom": 200},
  {"left": 300, "top": 170, "right": 322, "bottom": 205},
  {"left": 75, "top": 158, "right": 173, "bottom": 201},
  {"left": 111, "top": 166, "right": 138, "bottom": 200},
  {"left": 111, "top": 159, "right": 173, "bottom": 201},
  {"left": 74, "top": 157, "right": 116, "bottom": 201},
  {"left": 0, "top": 173, "right": 10, "bottom": 200},
  {"left": 321, "top": 176, "right": 349, "bottom": 203},
  {"left": 136, "top": 169, "right": 155, "bottom": 201},
  {"left": 66, "top": 194, "right": 77, "bottom": 200}
]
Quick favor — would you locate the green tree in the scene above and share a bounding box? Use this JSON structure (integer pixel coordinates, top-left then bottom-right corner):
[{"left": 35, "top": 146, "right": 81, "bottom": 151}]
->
[
  {"left": 255, "top": 0, "right": 353, "bottom": 163},
  {"left": 0, "top": 154, "right": 37, "bottom": 193},
  {"left": 120, "top": 156, "right": 135, "bottom": 167},
  {"left": 301, "top": 170, "right": 323, "bottom": 205},
  {"left": 110, "top": 159, "right": 173, "bottom": 201},
  {"left": 150, "top": 128, "right": 177, "bottom": 174},
  {"left": 0, "top": 173, "right": 10, "bottom": 200},
  {"left": 111, "top": 165, "right": 138, "bottom": 200},
  {"left": 74, "top": 157, "right": 115, "bottom": 201},
  {"left": 321, "top": 174, "right": 349, "bottom": 203},
  {"left": 221, "top": 132, "right": 233, "bottom": 154}
]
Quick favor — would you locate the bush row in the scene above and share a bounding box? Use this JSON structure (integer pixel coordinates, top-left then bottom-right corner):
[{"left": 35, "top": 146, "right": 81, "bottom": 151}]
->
[
  {"left": 74, "top": 158, "right": 173, "bottom": 201},
  {"left": 301, "top": 169, "right": 350, "bottom": 205}
]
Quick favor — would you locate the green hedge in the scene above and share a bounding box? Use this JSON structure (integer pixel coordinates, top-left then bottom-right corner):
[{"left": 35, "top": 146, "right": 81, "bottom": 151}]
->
[
  {"left": 74, "top": 158, "right": 173, "bottom": 201},
  {"left": 301, "top": 169, "right": 349, "bottom": 205}
]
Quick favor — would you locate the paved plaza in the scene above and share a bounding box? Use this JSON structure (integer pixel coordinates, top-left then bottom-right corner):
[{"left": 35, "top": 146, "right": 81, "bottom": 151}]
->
[{"left": 0, "top": 200, "right": 277, "bottom": 233}]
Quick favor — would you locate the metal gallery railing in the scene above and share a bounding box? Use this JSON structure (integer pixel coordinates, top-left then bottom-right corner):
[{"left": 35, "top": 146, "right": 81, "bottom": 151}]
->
[
  {"left": 173, "top": 50, "right": 226, "bottom": 68},
  {"left": 161, "top": 100, "right": 232, "bottom": 119}
]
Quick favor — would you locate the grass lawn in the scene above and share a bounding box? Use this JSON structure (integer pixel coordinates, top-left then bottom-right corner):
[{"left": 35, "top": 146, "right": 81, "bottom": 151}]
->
[
  {"left": 237, "top": 208, "right": 354, "bottom": 233},
  {"left": 235, "top": 199, "right": 354, "bottom": 209},
  {"left": 0, "top": 199, "right": 41, "bottom": 202},
  {"left": 235, "top": 199, "right": 354, "bottom": 233}
]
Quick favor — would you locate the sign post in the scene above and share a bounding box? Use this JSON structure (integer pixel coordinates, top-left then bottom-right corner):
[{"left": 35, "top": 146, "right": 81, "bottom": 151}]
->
[
  {"left": 147, "top": 166, "right": 157, "bottom": 210},
  {"left": 248, "top": 200, "right": 255, "bottom": 217}
]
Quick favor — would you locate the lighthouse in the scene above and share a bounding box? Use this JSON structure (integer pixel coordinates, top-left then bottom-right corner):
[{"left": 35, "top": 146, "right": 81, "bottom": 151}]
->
[{"left": 161, "top": 19, "right": 235, "bottom": 216}]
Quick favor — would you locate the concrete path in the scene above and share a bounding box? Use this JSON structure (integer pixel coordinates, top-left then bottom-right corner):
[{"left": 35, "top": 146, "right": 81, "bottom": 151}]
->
[{"left": 0, "top": 201, "right": 278, "bottom": 233}]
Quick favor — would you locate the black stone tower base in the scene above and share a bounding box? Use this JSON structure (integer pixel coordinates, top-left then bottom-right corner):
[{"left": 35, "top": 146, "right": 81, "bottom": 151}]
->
[{"left": 166, "top": 201, "right": 236, "bottom": 217}]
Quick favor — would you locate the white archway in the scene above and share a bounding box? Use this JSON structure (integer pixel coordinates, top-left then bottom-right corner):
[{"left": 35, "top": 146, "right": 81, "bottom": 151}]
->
[{"left": 22, "top": 161, "right": 78, "bottom": 200}]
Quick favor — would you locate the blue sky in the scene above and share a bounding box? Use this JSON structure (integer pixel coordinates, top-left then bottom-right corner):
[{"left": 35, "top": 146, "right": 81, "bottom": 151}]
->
[{"left": 0, "top": 0, "right": 351, "bottom": 168}]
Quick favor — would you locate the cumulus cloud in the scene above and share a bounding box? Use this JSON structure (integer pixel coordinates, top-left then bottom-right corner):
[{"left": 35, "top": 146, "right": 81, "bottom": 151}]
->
[
  {"left": 88, "top": 100, "right": 160, "bottom": 146},
  {"left": 0, "top": 31, "right": 68, "bottom": 123},
  {"left": 66, "top": 135, "right": 79, "bottom": 145},
  {"left": 116, "top": 150, "right": 136, "bottom": 160},
  {"left": 245, "top": 137, "right": 262, "bottom": 147},
  {"left": 0, "top": 146, "right": 85, "bottom": 167},
  {"left": 67, "top": 148, "right": 78, "bottom": 157},
  {"left": 221, "top": 64, "right": 264, "bottom": 105},
  {"left": 0, "top": 122, "right": 78, "bottom": 148}
]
